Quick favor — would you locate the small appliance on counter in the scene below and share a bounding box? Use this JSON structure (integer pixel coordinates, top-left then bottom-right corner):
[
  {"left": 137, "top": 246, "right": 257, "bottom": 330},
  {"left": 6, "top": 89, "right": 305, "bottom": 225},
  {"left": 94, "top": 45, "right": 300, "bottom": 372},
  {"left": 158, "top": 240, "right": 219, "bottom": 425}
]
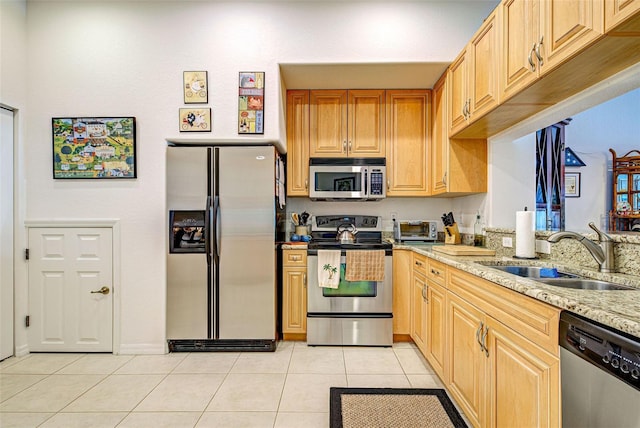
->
[{"left": 394, "top": 220, "right": 438, "bottom": 242}]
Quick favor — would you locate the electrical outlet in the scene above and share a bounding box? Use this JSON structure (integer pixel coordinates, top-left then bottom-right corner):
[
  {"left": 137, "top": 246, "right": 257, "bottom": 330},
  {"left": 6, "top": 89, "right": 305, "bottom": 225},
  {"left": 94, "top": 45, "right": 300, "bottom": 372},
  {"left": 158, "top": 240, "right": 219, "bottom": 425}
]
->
[
  {"left": 536, "top": 239, "right": 551, "bottom": 254},
  {"left": 390, "top": 212, "right": 398, "bottom": 221},
  {"left": 502, "top": 237, "right": 513, "bottom": 248}
]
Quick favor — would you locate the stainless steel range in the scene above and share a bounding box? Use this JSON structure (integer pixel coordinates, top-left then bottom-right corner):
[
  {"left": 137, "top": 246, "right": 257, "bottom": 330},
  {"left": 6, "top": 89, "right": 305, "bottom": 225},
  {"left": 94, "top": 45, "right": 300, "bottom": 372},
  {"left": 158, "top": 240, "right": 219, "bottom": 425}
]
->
[{"left": 306, "top": 215, "right": 393, "bottom": 346}]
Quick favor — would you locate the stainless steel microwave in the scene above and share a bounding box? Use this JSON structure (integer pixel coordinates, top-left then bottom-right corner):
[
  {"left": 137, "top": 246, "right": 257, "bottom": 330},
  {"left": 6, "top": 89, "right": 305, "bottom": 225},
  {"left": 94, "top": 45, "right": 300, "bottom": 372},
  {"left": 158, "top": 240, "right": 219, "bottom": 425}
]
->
[{"left": 308, "top": 158, "right": 386, "bottom": 201}]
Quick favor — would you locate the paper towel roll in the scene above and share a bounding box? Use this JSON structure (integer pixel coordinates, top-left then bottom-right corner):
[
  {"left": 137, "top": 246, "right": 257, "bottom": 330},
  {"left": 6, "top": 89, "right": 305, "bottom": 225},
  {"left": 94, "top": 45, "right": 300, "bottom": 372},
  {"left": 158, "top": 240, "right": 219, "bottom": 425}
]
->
[{"left": 515, "top": 210, "right": 536, "bottom": 258}]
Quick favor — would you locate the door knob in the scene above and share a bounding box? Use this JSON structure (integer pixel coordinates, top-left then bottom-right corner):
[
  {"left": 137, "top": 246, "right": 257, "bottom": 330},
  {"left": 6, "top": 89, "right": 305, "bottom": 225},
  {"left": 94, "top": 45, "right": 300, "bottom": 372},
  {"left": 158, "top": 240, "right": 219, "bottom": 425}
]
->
[{"left": 90, "top": 286, "right": 110, "bottom": 295}]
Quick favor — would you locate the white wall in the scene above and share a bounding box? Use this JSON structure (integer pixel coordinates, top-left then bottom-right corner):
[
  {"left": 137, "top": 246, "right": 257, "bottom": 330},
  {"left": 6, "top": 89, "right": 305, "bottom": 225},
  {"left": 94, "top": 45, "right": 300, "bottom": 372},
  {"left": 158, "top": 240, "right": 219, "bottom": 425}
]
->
[
  {"left": 22, "top": 1, "right": 498, "bottom": 352},
  {"left": 486, "top": 64, "right": 640, "bottom": 232}
]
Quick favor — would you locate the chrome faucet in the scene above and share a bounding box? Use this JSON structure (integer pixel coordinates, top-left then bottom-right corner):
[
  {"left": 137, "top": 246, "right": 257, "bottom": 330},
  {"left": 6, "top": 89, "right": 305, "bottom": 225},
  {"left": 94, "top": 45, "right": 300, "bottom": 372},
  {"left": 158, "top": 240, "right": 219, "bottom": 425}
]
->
[{"left": 547, "top": 222, "right": 615, "bottom": 273}]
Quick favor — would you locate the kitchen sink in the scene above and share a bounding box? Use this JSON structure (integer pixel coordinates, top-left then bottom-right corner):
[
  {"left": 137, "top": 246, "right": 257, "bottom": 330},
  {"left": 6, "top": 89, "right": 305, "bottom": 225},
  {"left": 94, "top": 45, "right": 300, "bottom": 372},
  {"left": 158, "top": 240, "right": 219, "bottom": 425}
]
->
[
  {"left": 482, "top": 264, "right": 636, "bottom": 290},
  {"left": 483, "top": 265, "right": 578, "bottom": 279},
  {"left": 536, "top": 278, "right": 635, "bottom": 291}
]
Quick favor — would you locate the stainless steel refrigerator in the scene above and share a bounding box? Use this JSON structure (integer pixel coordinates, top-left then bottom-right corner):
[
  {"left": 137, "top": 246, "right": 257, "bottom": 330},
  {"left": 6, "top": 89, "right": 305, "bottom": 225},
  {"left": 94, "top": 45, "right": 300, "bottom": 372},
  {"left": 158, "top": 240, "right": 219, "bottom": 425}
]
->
[{"left": 166, "top": 144, "right": 284, "bottom": 351}]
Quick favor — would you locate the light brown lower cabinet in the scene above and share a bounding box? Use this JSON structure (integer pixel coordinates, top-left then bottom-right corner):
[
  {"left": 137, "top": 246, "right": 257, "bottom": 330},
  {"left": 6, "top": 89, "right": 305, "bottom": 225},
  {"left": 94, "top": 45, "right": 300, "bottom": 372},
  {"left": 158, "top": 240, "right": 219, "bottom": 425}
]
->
[
  {"left": 404, "top": 253, "right": 561, "bottom": 428},
  {"left": 282, "top": 249, "right": 307, "bottom": 340},
  {"left": 392, "top": 249, "right": 412, "bottom": 340}
]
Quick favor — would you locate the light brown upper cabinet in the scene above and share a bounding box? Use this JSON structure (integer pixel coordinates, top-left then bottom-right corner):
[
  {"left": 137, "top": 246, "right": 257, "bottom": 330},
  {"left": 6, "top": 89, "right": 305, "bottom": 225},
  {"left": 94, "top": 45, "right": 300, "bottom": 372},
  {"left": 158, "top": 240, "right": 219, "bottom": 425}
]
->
[
  {"left": 501, "top": 0, "right": 604, "bottom": 102},
  {"left": 605, "top": 0, "right": 640, "bottom": 33},
  {"left": 449, "top": 8, "right": 501, "bottom": 136},
  {"left": 286, "top": 90, "right": 310, "bottom": 196},
  {"left": 432, "top": 73, "right": 488, "bottom": 196},
  {"left": 385, "top": 90, "right": 431, "bottom": 196},
  {"left": 309, "top": 90, "right": 385, "bottom": 158}
]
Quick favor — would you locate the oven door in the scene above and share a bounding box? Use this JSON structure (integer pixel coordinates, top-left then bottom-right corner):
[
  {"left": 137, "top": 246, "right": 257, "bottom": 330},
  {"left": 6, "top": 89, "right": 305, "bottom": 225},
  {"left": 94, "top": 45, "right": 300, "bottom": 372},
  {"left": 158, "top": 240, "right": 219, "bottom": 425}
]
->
[{"left": 307, "top": 252, "right": 392, "bottom": 314}]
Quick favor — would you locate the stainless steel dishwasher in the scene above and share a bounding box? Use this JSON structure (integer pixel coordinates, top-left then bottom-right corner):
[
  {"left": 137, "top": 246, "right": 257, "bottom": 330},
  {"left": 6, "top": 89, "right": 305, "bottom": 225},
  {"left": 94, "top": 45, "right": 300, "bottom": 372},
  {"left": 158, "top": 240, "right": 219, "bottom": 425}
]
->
[{"left": 559, "top": 311, "right": 640, "bottom": 427}]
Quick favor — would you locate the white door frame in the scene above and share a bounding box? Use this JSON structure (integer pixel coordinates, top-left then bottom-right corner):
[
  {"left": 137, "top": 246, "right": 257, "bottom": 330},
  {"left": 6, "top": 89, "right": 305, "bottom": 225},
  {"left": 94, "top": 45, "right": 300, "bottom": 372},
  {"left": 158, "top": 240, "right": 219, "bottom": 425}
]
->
[
  {"left": 0, "top": 106, "right": 15, "bottom": 360},
  {"left": 24, "top": 219, "right": 121, "bottom": 354}
]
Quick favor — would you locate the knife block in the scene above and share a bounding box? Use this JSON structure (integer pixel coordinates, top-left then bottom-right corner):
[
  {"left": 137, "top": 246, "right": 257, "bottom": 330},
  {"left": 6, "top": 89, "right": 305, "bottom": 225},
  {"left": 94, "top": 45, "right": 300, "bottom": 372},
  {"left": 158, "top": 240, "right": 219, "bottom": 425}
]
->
[{"left": 444, "top": 223, "right": 461, "bottom": 245}]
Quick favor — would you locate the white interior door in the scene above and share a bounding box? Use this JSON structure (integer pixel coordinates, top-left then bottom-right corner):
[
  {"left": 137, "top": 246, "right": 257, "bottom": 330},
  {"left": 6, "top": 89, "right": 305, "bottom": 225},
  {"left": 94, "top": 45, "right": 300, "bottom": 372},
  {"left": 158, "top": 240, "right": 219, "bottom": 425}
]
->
[
  {"left": 28, "top": 227, "right": 113, "bottom": 352},
  {"left": 0, "top": 107, "right": 14, "bottom": 360}
]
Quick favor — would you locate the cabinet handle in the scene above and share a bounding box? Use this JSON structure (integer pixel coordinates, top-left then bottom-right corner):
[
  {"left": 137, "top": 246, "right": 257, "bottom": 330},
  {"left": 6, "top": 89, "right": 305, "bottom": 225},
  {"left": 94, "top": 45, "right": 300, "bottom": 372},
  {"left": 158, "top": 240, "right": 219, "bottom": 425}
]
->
[
  {"left": 343, "top": 140, "right": 347, "bottom": 153},
  {"left": 422, "top": 284, "right": 427, "bottom": 300},
  {"left": 292, "top": 255, "right": 301, "bottom": 261},
  {"left": 481, "top": 326, "right": 489, "bottom": 357},
  {"left": 528, "top": 43, "right": 537, "bottom": 72},
  {"left": 304, "top": 178, "right": 308, "bottom": 190},
  {"left": 465, "top": 98, "right": 471, "bottom": 119},
  {"left": 415, "top": 260, "right": 423, "bottom": 267},
  {"left": 348, "top": 141, "right": 352, "bottom": 152},
  {"left": 303, "top": 273, "right": 307, "bottom": 288},
  {"left": 430, "top": 268, "right": 440, "bottom": 276},
  {"left": 476, "top": 322, "right": 484, "bottom": 349},
  {"left": 443, "top": 172, "right": 447, "bottom": 186},
  {"left": 387, "top": 180, "right": 391, "bottom": 191},
  {"left": 535, "top": 36, "right": 544, "bottom": 67}
]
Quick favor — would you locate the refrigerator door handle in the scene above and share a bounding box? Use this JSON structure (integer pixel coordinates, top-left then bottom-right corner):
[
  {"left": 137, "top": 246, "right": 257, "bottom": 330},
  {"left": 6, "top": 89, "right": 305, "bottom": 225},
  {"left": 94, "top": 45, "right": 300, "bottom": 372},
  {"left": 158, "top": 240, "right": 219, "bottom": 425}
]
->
[
  {"left": 213, "top": 195, "right": 220, "bottom": 263},
  {"left": 205, "top": 196, "right": 212, "bottom": 266}
]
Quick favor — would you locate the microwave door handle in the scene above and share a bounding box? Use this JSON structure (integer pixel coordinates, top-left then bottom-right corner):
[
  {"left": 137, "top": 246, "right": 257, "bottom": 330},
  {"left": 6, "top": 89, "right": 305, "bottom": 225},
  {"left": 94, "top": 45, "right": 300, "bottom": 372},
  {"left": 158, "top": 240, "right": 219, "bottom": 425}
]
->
[{"left": 364, "top": 168, "right": 368, "bottom": 196}]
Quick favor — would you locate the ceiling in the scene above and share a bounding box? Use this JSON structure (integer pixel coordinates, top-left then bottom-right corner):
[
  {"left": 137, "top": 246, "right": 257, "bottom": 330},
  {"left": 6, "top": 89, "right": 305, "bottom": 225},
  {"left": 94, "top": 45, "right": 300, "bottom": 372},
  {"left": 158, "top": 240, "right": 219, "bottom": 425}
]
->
[{"left": 279, "top": 62, "right": 450, "bottom": 90}]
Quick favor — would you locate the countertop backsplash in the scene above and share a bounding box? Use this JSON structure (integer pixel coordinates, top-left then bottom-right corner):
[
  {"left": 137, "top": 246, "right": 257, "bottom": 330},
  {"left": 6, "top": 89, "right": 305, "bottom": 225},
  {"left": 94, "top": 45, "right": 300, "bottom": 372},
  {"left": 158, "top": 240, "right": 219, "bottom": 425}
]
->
[{"left": 485, "top": 228, "right": 640, "bottom": 277}]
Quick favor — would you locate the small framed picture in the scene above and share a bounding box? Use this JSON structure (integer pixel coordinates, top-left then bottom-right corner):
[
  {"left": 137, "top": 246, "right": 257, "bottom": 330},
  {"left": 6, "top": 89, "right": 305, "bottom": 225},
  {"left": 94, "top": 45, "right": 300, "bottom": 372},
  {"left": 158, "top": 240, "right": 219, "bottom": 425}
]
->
[
  {"left": 565, "top": 172, "right": 581, "bottom": 198},
  {"left": 179, "top": 108, "right": 211, "bottom": 132},
  {"left": 183, "top": 71, "right": 208, "bottom": 104},
  {"left": 238, "top": 71, "right": 264, "bottom": 134},
  {"left": 334, "top": 177, "right": 355, "bottom": 191},
  {"left": 51, "top": 117, "right": 136, "bottom": 179}
]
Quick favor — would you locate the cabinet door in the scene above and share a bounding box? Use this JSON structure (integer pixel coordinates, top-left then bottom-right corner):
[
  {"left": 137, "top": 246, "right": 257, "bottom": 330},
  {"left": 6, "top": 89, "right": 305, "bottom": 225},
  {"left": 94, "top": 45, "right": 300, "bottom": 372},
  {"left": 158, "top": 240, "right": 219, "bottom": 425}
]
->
[
  {"left": 286, "top": 90, "right": 310, "bottom": 196},
  {"left": 310, "top": 90, "right": 347, "bottom": 157},
  {"left": 501, "top": 0, "right": 540, "bottom": 101},
  {"left": 348, "top": 90, "right": 385, "bottom": 157},
  {"left": 385, "top": 90, "right": 430, "bottom": 196},
  {"left": 605, "top": 0, "right": 640, "bottom": 32},
  {"left": 411, "top": 272, "right": 428, "bottom": 354},
  {"left": 487, "top": 318, "right": 560, "bottom": 428},
  {"left": 448, "top": 48, "right": 469, "bottom": 135},
  {"left": 282, "top": 266, "right": 307, "bottom": 334},
  {"left": 469, "top": 8, "right": 500, "bottom": 120},
  {"left": 426, "top": 282, "right": 447, "bottom": 382},
  {"left": 447, "top": 292, "right": 486, "bottom": 428},
  {"left": 392, "top": 250, "right": 412, "bottom": 336},
  {"left": 431, "top": 73, "right": 448, "bottom": 195},
  {"left": 540, "top": 0, "right": 603, "bottom": 74}
]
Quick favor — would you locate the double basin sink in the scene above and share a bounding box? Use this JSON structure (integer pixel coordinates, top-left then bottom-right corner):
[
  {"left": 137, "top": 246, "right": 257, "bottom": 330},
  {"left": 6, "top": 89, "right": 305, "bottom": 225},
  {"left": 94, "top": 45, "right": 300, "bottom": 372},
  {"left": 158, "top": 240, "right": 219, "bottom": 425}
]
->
[{"left": 482, "top": 265, "right": 635, "bottom": 291}]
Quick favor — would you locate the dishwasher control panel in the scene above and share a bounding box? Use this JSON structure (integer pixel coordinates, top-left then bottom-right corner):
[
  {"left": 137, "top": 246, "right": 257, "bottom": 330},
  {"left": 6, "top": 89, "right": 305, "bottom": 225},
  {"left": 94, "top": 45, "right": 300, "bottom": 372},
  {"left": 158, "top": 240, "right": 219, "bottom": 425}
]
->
[{"left": 560, "top": 311, "right": 640, "bottom": 391}]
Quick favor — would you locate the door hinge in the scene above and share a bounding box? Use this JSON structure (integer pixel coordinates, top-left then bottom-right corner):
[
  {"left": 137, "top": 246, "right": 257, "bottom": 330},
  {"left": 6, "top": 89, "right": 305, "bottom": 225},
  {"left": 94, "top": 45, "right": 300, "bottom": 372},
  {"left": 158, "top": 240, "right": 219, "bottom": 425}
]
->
[
  {"left": 25, "top": 315, "right": 30, "bottom": 327},
  {"left": 25, "top": 248, "right": 29, "bottom": 260}
]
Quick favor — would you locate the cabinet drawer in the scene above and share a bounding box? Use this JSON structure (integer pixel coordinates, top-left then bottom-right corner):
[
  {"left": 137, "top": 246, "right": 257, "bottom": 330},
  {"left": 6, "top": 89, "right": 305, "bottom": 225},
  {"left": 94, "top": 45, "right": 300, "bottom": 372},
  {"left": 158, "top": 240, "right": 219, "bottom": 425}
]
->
[
  {"left": 283, "top": 249, "right": 307, "bottom": 267},
  {"left": 412, "top": 252, "right": 428, "bottom": 276},
  {"left": 427, "top": 258, "right": 446, "bottom": 286},
  {"left": 447, "top": 267, "right": 560, "bottom": 356}
]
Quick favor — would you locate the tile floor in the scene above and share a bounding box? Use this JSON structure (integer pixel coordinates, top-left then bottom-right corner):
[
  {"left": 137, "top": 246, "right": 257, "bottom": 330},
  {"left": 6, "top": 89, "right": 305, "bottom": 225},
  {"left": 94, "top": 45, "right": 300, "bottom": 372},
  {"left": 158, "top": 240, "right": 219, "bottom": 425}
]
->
[{"left": 0, "top": 341, "right": 453, "bottom": 428}]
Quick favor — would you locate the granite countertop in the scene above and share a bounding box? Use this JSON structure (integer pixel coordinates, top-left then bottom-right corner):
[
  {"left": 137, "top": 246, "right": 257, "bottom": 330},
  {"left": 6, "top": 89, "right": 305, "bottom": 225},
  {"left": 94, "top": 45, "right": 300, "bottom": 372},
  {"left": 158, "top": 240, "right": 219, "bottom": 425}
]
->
[{"left": 395, "top": 243, "right": 640, "bottom": 339}]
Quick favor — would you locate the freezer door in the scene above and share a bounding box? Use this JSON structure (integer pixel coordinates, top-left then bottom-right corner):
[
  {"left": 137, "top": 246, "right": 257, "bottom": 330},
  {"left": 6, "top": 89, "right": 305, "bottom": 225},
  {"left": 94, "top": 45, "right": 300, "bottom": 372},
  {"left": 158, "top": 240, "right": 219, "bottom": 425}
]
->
[
  {"left": 166, "top": 146, "right": 212, "bottom": 339},
  {"left": 215, "top": 146, "right": 276, "bottom": 340}
]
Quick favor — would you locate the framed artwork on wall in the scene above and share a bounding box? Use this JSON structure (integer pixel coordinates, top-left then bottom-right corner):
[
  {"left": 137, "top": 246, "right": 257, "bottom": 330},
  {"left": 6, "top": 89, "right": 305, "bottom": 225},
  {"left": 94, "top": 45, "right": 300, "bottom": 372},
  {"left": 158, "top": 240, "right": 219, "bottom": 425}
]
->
[
  {"left": 565, "top": 172, "right": 581, "bottom": 198},
  {"left": 238, "top": 71, "right": 264, "bottom": 134},
  {"left": 183, "top": 71, "right": 208, "bottom": 104},
  {"left": 179, "top": 108, "right": 212, "bottom": 132},
  {"left": 52, "top": 117, "right": 136, "bottom": 179}
]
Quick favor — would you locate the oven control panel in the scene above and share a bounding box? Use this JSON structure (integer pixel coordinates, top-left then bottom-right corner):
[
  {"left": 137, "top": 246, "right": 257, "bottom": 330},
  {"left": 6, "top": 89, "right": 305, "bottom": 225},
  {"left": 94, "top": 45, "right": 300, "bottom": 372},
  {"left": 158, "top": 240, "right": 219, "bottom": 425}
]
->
[{"left": 560, "top": 311, "right": 640, "bottom": 391}]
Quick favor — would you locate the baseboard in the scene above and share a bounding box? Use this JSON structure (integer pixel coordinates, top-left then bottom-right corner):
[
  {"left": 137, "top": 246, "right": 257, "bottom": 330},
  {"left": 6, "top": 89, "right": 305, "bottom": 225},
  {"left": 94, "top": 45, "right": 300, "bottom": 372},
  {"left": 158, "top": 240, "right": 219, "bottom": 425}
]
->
[
  {"left": 118, "top": 343, "right": 167, "bottom": 355},
  {"left": 14, "top": 344, "right": 29, "bottom": 357},
  {"left": 393, "top": 334, "right": 413, "bottom": 342},
  {"left": 283, "top": 333, "right": 307, "bottom": 341}
]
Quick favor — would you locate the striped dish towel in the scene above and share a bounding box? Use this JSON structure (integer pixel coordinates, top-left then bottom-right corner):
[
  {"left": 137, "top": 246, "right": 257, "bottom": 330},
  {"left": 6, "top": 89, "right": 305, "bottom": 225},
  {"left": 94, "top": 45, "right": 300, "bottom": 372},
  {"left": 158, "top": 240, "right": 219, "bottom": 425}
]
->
[{"left": 345, "top": 250, "right": 385, "bottom": 282}]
